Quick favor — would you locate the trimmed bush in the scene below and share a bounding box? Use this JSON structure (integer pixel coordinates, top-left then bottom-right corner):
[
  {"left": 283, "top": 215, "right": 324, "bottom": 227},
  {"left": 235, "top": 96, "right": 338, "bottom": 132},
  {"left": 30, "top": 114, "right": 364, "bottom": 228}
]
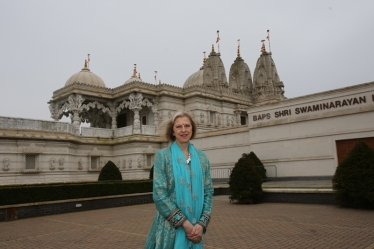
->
[
  {"left": 229, "top": 153, "right": 263, "bottom": 204},
  {"left": 0, "top": 180, "right": 153, "bottom": 206},
  {"left": 333, "top": 141, "right": 374, "bottom": 209},
  {"left": 248, "top": 151, "right": 266, "bottom": 180},
  {"left": 98, "top": 160, "right": 122, "bottom": 181}
]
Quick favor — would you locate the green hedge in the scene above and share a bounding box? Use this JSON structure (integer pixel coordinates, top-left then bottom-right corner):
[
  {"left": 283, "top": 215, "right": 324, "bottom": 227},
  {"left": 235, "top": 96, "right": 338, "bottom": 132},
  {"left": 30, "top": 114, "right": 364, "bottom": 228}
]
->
[{"left": 0, "top": 180, "right": 153, "bottom": 206}]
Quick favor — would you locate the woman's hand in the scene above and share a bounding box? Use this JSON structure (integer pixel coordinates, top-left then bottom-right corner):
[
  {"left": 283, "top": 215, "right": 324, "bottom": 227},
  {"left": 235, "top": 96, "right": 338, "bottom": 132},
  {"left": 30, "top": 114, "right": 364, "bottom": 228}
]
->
[{"left": 186, "top": 224, "right": 203, "bottom": 244}]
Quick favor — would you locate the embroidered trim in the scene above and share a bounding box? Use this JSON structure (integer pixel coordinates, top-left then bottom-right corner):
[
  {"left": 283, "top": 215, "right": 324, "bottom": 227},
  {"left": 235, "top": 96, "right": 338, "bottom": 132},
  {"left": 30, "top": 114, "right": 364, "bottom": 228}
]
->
[
  {"left": 166, "top": 208, "right": 187, "bottom": 228},
  {"left": 198, "top": 213, "right": 211, "bottom": 232}
]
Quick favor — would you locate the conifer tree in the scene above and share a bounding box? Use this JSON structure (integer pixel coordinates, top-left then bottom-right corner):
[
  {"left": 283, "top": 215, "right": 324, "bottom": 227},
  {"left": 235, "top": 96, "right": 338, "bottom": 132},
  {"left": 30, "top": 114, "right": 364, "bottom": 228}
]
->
[
  {"left": 98, "top": 160, "right": 123, "bottom": 181},
  {"left": 229, "top": 153, "right": 263, "bottom": 204}
]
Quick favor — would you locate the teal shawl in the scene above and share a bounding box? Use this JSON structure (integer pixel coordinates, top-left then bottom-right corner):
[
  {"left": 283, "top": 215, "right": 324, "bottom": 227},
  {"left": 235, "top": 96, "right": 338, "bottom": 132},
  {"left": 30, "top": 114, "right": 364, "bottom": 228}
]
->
[{"left": 171, "top": 141, "right": 204, "bottom": 249}]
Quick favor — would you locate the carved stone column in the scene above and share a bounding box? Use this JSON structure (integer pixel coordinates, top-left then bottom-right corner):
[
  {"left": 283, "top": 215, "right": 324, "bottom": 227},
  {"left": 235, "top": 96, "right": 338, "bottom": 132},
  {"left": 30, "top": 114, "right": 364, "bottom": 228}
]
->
[
  {"left": 108, "top": 102, "right": 118, "bottom": 129},
  {"left": 133, "top": 108, "right": 141, "bottom": 134},
  {"left": 152, "top": 97, "right": 159, "bottom": 127}
]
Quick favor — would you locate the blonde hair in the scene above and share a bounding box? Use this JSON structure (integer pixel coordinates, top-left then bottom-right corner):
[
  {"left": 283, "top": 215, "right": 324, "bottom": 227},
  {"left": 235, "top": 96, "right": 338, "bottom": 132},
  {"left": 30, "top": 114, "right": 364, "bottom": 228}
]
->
[{"left": 157, "top": 111, "right": 197, "bottom": 142}]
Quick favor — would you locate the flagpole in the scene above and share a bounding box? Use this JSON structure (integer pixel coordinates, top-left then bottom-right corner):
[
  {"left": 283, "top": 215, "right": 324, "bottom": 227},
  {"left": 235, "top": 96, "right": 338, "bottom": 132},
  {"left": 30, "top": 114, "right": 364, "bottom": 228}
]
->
[
  {"left": 267, "top": 30, "right": 271, "bottom": 53},
  {"left": 87, "top": 54, "right": 90, "bottom": 68},
  {"left": 217, "top": 30, "right": 220, "bottom": 53}
]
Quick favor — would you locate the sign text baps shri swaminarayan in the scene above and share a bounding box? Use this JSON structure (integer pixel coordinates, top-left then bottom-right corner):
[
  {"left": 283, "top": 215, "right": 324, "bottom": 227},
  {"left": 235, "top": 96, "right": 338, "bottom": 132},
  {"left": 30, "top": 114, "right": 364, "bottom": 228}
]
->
[{"left": 253, "top": 95, "right": 372, "bottom": 122}]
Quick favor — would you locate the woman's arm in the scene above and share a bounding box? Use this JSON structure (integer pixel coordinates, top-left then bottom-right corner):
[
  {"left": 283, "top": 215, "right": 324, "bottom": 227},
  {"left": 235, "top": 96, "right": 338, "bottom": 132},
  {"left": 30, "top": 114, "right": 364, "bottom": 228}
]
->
[
  {"left": 197, "top": 151, "right": 214, "bottom": 233},
  {"left": 153, "top": 149, "right": 187, "bottom": 228}
]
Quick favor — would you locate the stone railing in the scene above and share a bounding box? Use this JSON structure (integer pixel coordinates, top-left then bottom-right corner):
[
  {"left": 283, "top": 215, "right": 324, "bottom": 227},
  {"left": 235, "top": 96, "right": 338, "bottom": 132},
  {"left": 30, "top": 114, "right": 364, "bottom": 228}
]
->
[
  {"left": 0, "top": 117, "right": 158, "bottom": 138},
  {"left": 114, "top": 126, "right": 133, "bottom": 137},
  {"left": 0, "top": 116, "right": 75, "bottom": 134},
  {"left": 81, "top": 127, "right": 113, "bottom": 137},
  {"left": 141, "top": 125, "right": 156, "bottom": 135}
]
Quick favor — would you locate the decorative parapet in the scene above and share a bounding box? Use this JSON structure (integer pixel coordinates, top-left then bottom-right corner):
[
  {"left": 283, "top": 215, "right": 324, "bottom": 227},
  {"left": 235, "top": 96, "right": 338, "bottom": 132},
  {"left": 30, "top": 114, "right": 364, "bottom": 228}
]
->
[
  {"left": 114, "top": 126, "right": 133, "bottom": 137},
  {"left": 22, "top": 143, "right": 43, "bottom": 154},
  {"left": 81, "top": 127, "right": 113, "bottom": 138},
  {"left": 0, "top": 117, "right": 75, "bottom": 134},
  {"left": 141, "top": 125, "right": 156, "bottom": 135}
]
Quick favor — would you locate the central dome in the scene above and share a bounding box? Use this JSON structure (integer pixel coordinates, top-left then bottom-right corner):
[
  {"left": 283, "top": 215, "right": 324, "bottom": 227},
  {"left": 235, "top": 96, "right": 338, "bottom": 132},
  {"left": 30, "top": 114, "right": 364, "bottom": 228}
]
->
[
  {"left": 65, "top": 66, "right": 106, "bottom": 88},
  {"left": 183, "top": 69, "right": 204, "bottom": 88}
]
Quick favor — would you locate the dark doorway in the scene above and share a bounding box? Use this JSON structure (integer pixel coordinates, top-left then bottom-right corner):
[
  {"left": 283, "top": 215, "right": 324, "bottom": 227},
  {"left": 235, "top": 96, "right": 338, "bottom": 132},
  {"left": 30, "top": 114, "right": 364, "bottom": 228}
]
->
[{"left": 117, "top": 114, "right": 127, "bottom": 128}]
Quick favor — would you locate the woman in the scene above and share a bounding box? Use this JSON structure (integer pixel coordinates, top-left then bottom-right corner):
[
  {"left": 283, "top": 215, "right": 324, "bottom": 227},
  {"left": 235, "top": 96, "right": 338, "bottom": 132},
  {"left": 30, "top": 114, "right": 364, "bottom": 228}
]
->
[{"left": 144, "top": 111, "right": 214, "bottom": 249}]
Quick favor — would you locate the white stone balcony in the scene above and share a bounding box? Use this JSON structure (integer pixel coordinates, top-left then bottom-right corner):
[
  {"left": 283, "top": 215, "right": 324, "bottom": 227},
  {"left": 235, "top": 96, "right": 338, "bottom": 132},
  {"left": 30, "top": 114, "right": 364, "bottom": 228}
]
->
[
  {"left": 114, "top": 126, "right": 133, "bottom": 137},
  {"left": 81, "top": 127, "right": 114, "bottom": 137},
  {"left": 0, "top": 116, "right": 75, "bottom": 134},
  {"left": 141, "top": 125, "right": 156, "bottom": 135}
]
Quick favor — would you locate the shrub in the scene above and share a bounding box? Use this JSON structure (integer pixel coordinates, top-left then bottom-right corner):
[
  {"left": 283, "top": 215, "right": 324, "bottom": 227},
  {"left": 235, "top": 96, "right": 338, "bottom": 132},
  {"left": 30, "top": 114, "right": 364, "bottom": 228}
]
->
[
  {"left": 149, "top": 165, "right": 154, "bottom": 179},
  {"left": 229, "top": 153, "right": 263, "bottom": 204},
  {"left": 333, "top": 141, "right": 374, "bottom": 209},
  {"left": 248, "top": 151, "right": 266, "bottom": 180},
  {"left": 98, "top": 160, "right": 123, "bottom": 181}
]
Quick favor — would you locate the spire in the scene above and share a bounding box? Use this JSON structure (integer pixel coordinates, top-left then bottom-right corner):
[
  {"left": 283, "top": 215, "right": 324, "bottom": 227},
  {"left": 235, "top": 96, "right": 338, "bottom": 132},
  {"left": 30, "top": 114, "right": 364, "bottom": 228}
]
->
[
  {"left": 138, "top": 72, "right": 141, "bottom": 79},
  {"left": 237, "top": 39, "right": 241, "bottom": 57},
  {"left": 211, "top": 44, "right": 215, "bottom": 52},
  {"left": 87, "top": 54, "right": 90, "bottom": 68},
  {"left": 203, "top": 51, "right": 206, "bottom": 64},
  {"left": 133, "top": 64, "right": 137, "bottom": 76}
]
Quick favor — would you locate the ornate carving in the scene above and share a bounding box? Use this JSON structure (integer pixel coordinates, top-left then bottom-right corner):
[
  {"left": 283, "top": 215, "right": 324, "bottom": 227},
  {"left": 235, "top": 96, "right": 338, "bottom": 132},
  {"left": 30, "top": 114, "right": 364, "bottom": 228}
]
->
[
  {"left": 117, "top": 159, "right": 121, "bottom": 169},
  {"left": 217, "top": 115, "right": 221, "bottom": 125},
  {"left": 226, "top": 115, "right": 230, "bottom": 126},
  {"left": 200, "top": 112, "right": 205, "bottom": 123},
  {"left": 22, "top": 143, "right": 42, "bottom": 154},
  {"left": 2, "top": 158, "right": 10, "bottom": 171},
  {"left": 50, "top": 158, "right": 56, "bottom": 170},
  {"left": 78, "top": 159, "right": 83, "bottom": 170},
  {"left": 58, "top": 158, "right": 65, "bottom": 170},
  {"left": 137, "top": 156, "right": 142, "bottom": 168},
  {"left": 122, "top": 158, "right": 126, "bottom": 169},
  {"left": 128, "top": 158, "right": 132, "bottom": 168}
]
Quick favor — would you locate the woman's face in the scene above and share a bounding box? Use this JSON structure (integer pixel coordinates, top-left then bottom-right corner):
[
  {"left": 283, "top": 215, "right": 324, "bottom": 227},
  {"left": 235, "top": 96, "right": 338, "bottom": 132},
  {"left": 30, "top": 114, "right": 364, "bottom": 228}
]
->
[{"left": 173, "top": 116, "right": 193, "bottom": 146}]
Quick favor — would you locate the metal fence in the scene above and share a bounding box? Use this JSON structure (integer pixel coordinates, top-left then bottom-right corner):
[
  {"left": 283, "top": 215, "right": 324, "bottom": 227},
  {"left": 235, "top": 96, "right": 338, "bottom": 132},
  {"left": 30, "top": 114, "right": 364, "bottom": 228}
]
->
[{"left": 210, "top": 165, "right": 277, "bottom": 181}]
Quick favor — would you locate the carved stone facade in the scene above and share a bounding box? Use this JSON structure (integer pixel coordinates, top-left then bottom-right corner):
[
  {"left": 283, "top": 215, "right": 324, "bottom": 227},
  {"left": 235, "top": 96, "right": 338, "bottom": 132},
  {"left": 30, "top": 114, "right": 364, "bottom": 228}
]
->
[{"left": 0, "top": 42, "right": 373, "bottom": 185}]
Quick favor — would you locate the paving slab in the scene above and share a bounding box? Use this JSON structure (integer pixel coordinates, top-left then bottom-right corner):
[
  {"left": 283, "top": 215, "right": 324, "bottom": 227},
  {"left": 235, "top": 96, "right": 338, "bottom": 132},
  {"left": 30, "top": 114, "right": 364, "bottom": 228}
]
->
[{"left": 1, "top": 195, "right": 373, "bottom": 249}]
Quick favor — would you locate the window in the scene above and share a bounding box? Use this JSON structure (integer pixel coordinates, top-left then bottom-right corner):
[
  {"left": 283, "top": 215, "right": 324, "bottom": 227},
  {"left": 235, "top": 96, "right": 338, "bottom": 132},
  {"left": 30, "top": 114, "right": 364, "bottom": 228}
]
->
[
  {"left": 142, "top": 116, "right": 147, "bottom": 125},
  {"left": 91, "top": 156, "right": 99, "bottom": 170},
  {"left": 240, "top": 116, "right": 246, "bottom": 125},
  {"left": 25, "top": 155, "right": 36, "bottom": 169},
  {"left": 147, "top": 155, "right": 152, "bottom": 167}
]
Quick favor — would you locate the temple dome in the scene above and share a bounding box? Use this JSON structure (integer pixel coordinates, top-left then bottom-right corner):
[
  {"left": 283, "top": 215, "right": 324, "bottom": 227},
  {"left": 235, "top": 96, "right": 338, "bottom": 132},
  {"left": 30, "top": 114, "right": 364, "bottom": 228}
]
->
[
  {"left": 65, "top": 66, "right": 106, "bottom": 88},
  {"left": 124, "top": 75, "right": 142, "bottom": 84},
  {"left": 183, "top": 69, "right": 204, "bottom": 88}
]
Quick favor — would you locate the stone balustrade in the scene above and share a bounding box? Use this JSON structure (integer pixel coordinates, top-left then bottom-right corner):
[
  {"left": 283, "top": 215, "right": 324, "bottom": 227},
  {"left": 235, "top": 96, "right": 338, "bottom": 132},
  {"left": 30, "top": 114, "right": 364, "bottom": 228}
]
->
[
  {"left": 0, "top": 116, "right": 75, "bottom": 134},
  {"left": 0, "top": 116, "right": 157, "bottom": 137},
  {"left": 141, "top": 125, "right": 156, "bottom": 135},
  {"left": 114, "top": 126, "right": 133, "bottom": 137}
]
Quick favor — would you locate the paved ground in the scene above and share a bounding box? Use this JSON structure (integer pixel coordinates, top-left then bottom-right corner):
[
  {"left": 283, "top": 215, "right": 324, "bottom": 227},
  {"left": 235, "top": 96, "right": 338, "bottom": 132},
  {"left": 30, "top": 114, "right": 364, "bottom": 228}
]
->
[{"left": 1, "top": 194, "right": 374, "bottom": 249}]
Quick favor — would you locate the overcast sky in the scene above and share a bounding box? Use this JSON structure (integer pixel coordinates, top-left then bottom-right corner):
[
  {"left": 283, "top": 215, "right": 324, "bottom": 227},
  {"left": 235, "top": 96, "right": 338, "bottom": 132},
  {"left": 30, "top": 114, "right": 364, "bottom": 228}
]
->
[{"left": 1, "top": 0, "right": 373, "bottom": 121}]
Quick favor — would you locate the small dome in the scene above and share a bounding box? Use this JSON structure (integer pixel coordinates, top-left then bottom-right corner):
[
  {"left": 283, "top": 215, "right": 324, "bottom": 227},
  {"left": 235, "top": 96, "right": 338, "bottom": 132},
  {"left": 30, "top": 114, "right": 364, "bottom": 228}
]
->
[
  {"left": 183, "top": 69, "right": 204, "bottom": 88},
  {"left": 124, "top": 75, "right": 142, "bottom": 84},
  {"left": 65, "top": 67, "right": 106, "bottom": 87}
]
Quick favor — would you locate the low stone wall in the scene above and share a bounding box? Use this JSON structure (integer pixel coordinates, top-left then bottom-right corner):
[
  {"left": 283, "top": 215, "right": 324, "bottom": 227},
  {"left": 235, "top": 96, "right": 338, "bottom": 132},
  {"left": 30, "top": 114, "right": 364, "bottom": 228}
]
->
[
  {"left": 0, "top": 193, "right": 153, "bottom": 222},
  {"left": 0, "top": 187, "right": 336, "bottom": 222}
]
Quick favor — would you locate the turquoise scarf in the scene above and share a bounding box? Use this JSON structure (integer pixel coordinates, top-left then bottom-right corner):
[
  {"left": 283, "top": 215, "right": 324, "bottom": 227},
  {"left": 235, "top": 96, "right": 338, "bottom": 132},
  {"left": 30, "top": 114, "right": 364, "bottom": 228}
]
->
[{"left": 171, "top": 141, "right": 204, "bottom": 249}]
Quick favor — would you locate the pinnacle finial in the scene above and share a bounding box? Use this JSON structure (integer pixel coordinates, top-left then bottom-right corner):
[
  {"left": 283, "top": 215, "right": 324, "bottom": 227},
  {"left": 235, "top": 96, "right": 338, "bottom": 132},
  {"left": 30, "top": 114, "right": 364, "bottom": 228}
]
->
[
  {"left": 212, "top": 44, "right": 214, "bottom": 52},
  {"left": 133, "top": 64, "right": 137, "bottom": 76},
  {"left": 237, "top": 39, "right": 241, "bottom": 57},
  {"left": 203, "top": 51, "right": 206, "bottom": 64}
]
